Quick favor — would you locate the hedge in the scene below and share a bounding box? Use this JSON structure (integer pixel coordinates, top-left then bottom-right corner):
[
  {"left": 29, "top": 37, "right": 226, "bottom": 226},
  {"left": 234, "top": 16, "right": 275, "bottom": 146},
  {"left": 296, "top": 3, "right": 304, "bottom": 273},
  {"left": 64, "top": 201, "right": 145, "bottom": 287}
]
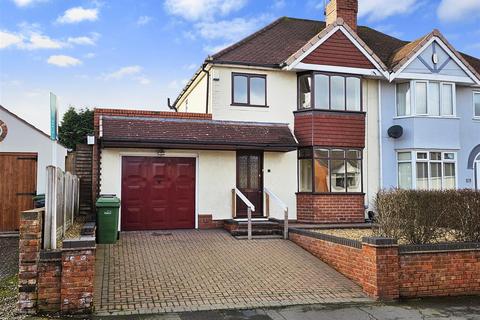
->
[{"left": 374, "top": 189, "right": 480, "bottom": 244}]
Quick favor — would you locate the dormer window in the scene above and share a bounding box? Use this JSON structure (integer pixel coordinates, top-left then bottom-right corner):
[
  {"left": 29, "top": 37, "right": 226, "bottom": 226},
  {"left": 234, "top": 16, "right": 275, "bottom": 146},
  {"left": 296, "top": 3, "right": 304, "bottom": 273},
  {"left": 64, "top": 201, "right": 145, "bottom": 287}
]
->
[
  {"left": 396, "top": 80, "right": 455, "bottom": 117},
  {"left": 298, "top": 72, "right": 362, "bottom": 111}
]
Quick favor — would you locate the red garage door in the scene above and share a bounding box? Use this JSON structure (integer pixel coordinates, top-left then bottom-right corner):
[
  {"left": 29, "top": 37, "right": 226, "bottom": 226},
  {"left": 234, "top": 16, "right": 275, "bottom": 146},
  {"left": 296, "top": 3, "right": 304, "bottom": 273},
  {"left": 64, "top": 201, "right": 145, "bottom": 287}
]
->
[{"left": 121, "top": 157, "right": 195, "bottom": 231}]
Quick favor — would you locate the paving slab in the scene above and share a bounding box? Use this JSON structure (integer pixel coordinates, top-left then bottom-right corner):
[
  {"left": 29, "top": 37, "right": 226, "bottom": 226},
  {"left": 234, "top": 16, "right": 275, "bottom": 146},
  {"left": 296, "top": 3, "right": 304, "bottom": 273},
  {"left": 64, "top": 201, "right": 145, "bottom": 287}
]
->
[{"left": 94, "top": 230, "right": 369, "bottom": 315}]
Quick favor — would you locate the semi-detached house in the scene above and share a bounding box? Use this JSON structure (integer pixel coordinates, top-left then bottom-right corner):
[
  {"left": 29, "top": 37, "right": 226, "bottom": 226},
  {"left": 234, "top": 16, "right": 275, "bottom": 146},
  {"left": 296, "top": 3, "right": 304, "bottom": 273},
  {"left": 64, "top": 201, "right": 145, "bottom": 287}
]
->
[{"left": 94, "top": 0, "right": 480, "bottom": 232}]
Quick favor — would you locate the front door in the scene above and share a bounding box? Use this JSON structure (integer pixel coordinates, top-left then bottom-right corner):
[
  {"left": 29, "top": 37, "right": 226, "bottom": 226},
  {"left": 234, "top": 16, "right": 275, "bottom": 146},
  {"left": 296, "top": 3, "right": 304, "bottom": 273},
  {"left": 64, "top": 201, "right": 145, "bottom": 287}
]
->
[{"left": 236, "top": 151, "right": 263, "bottom": 218}]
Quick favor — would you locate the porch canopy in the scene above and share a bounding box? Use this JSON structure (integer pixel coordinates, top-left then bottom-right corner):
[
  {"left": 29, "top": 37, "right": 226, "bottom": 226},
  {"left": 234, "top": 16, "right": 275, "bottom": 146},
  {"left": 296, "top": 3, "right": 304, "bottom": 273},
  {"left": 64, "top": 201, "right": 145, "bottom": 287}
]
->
[{"left": 100, "top": 115, "right": 297, "bottom": 152}]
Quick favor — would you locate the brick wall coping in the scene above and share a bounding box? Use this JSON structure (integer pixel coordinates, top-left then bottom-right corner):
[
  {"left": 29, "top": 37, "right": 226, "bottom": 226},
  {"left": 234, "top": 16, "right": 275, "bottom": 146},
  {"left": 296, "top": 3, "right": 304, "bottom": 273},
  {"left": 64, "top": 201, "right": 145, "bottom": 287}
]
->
[
  {"left": 289, "top": 228, "right": 362, "bottom": 249},
  {"left": 39, "top": 250, "right": 62, "bottom": 260},
  {"left": 399, "top": 242, "right": 480, "bottom": 254},
  {"left": 20, "top": 208, "right": 44, "bottom": 220},
  {"left": 62, "top": 236, "right": 96, "bottom": 250},
  {"left": 362, "top": 237, "right": 398, "bottom": 246}
]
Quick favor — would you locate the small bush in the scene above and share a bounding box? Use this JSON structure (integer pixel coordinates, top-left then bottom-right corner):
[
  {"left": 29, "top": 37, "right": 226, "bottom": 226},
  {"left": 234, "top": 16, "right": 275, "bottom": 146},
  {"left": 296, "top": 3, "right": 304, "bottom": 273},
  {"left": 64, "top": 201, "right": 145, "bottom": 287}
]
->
[{"left": 375, "top": 189, "right": 480, "bottom": 244}]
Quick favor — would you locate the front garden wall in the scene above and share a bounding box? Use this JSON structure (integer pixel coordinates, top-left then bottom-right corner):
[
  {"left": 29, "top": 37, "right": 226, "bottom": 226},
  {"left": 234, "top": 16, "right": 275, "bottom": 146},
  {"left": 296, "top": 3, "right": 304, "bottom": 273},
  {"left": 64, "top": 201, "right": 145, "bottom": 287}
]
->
[{"left": 289, "top": 228, "right": 480, "bottom": 300}]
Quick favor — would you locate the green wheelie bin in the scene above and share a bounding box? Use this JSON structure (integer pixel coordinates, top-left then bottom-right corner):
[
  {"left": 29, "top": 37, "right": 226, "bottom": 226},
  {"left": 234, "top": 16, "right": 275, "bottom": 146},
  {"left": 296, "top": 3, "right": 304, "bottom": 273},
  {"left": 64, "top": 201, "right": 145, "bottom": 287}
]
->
[{"left": 96, "top": 195, "right": 120, "bottom": 244}]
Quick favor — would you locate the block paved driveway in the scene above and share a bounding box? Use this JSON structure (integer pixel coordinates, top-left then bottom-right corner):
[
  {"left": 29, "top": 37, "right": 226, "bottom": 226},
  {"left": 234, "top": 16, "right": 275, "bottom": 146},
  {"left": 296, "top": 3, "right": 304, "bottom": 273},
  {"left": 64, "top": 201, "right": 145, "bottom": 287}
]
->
[{"left": 94, "top": 230, "right": 369, "bottom": 316}]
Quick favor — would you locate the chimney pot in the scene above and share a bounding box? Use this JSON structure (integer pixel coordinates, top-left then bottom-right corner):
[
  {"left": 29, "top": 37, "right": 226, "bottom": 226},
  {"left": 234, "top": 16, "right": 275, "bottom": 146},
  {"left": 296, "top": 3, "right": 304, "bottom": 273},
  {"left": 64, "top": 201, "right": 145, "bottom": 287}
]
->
[{"left": 325, "top": 0, "right": 358, "bottom": 32}]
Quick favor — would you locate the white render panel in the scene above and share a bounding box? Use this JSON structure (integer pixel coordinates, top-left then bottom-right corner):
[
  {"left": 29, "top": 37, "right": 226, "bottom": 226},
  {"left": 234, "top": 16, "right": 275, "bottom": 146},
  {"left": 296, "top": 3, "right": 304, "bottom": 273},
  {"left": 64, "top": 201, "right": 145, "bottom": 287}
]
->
[
  {"left": 363, "top": 79, "right": 380, "bottom": 212},
  {"left": 211, "top": 66, "right": 297, "bottom": 124},
  {"left": 177, "top": 72, "right": 208, "bottom": 113},
  {"left": 263, "top": 151, "right": 297, "bottom": 220},
  {"left": 0, "top": 107, "right": 67, "bottom": 194}
]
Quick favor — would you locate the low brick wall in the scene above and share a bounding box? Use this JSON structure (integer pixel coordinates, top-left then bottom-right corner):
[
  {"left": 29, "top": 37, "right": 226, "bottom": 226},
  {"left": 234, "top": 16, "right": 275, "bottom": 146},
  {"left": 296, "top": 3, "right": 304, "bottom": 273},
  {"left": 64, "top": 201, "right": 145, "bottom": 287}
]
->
[
  {"left": 18, "top": 209, "right": 96, "bottom": 315},
  {"left": 198, "top": 214, "right": 224, "bottom": 229},
  {"left": 289, "top": 228, "right": 480, "bottom": 300},
  {"left": 296, "top": 193, "right": 365, "bottom": 224}
]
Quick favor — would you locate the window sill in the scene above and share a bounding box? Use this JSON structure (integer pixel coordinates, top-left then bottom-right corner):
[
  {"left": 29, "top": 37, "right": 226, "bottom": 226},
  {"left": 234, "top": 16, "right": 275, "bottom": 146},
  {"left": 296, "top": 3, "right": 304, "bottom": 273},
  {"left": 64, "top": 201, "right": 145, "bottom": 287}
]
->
[
  {"left": 231, "top": 103, "right": 269, "bottom": 108},
  {"left": 473, "top": 117, "right": 480, "bottom": 122},
  {"left": 296, "top": 192, "right": 365, "bottom": 196},
  {"left": 394, "top": 115, "right": 459, "bottom": 120}
]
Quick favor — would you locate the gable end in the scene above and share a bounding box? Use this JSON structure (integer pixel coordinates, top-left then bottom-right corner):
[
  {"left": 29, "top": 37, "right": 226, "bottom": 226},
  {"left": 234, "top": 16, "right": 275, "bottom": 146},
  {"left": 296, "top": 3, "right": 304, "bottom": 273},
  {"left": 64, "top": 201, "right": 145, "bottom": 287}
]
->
[{"left": 301, "top": 30, "right": 375, "bottom": 69}]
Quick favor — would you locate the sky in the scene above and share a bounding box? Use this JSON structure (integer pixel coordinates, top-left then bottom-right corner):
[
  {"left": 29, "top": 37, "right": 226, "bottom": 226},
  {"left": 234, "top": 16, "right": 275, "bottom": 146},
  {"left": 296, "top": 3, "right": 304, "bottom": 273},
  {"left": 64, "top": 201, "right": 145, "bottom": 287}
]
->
[{"left": 1, "top": 0, "right": 479, "bottom": 133}]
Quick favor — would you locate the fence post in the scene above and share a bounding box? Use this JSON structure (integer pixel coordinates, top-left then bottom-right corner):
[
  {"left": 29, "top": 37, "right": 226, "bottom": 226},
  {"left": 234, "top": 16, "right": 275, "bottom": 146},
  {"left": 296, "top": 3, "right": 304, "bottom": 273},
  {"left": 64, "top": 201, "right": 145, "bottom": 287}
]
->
[
  {"left": 247, "top": 207, "right": 252, "bottom": 240},
  {"left": 284, "top": 208, "right": 289, "bottom": 240},
  {"left": 232, "top": 189, "right": 236, "bottom": 218}
]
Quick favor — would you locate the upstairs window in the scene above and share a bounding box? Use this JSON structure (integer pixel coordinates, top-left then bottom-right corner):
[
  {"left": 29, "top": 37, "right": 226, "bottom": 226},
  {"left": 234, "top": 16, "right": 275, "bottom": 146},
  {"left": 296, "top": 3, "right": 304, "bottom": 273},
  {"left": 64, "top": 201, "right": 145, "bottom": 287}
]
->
[
  {"left": 474, "top": 92, "right": 480, "bottom": 118},
  {"left": 232, "top": 73, "right": 266, "bottom": 107},
  {"left": 298, "top": 73, "right": 362, "bottom": 111},
  {"left": 396, "top": 81, "right": 455, "bottom": 117}
]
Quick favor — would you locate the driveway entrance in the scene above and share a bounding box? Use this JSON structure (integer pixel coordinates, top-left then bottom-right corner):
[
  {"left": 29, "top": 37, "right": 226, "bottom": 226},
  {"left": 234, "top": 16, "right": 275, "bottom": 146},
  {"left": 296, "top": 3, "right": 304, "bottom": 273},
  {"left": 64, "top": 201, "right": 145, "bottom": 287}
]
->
[{"left": 94, "top": 230, "right": 369, "bottom": 316}]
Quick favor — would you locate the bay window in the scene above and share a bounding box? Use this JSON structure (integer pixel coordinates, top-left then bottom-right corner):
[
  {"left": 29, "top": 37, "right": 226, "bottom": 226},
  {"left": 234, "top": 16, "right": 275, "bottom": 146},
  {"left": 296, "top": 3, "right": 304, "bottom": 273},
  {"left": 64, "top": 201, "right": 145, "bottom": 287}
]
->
[
  {"left": 397, "top": 150, "right": 456, "bottom": 190},
  {"left": 298, "top": 147, "right": 363, "bottom": 193},
  {"left": 396, "top": 81, "right": 455, "bottom": 117},
  {"left": 297, "top": 73, "right": 362, "bottom": 111},
  {"left": 474, "top": 92, "right": 480, "bottom": 118}
]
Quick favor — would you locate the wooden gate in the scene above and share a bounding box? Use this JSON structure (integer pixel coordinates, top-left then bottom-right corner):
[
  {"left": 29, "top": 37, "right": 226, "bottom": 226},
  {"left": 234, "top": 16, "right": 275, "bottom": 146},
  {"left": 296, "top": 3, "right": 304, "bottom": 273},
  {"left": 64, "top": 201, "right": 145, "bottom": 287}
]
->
[{"left": 0, "top": 153, "right": 37, "bottom": 231}]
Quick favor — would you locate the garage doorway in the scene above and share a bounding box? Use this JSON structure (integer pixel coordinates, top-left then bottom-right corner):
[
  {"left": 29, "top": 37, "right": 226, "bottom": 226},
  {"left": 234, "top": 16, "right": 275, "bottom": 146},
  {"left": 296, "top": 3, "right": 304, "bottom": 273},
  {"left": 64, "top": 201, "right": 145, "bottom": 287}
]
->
[
  {"left": 121, "top": 156, "right": 195, "bottom": 231},
  {"left": 0, "top": 153, "right": 37, "bottom": 232}
]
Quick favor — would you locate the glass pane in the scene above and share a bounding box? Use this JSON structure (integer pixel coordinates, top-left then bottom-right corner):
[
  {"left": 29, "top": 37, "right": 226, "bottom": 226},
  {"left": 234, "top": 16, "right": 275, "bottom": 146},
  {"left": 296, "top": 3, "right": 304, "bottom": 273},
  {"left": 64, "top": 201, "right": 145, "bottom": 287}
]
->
[
  {"left": 331, "top": 76, "right": 345, "bottom": 110},
  {"left": 331, "top": 160, "right": 346, "bottom": 192},
  {"left": 444, "top": 152, "right": 454, "bottom": 160},
  {"left": 398, "top": 152, "right": 412, "bottom": 161},
  {"left": 398, "top": 162, "right": 412, "bottom": 189},
  {"left": 430, "top": 152, "right": 441, "bottom": 160},
  {"left": 416, "top": 162, "right": 428, "bottom": 190},
  {"left": 314, "top": 148, "right": 329, "bottom": 159},
  {"left": 249, "top": 155, "right": 259, "bottom": 189},
  {"left": 430, "top": 162, "right": 442, "bottom": 190},
  {"left": 299, "top": 159, "right": 312, "bottom": 192},
  {"left": 314, "top": 74, "right": 329, "bottom": 109},
  {"left": 233, "top": 75, "right": 248, "bottom": 104},
  {"left": 441, "top": 84, "right": 454, "bottom": 115},
  {"left": 428, "top": 82, "right": 440, "bottom": 116},
  {"left": 331, "top": 149, "right": 345, "bottom": 159},
  {"left": 397, "top": 83, "right": 411, "bottom": 116},
  {"left": 444, "top": 163, "right": 456, "bottom": 189},
  {"left": 346, "top": 77, "right": 361, "bottom": 111},
  {"left": 417, "top": 152, "right": 428, "bottom": 160},
  {"left": 314, "top": 159, "right": 329, "bottom": 192},
  {"left": 298, "top": 148, "right": 313, "bottom": 158},
  {"left": 298, "top": 75, "right": 312, "bottom": 109},
  {"left": 415, "top": 82, "right": 427, "bottom": 114},
  {"left": 347, "top": 150, "right": 361, "bottom": 159},
  {"left": 250, "top": 77, "right": 265, "bottom": 105},
  {"left": 474, "top": 93, "right": 480, "bottom": 117},
  {"left": 346, "top": 159, "right": 361, "bottom": 192},
  {"left": 238, "top": 155, "right": 248, "bottom": 188}
]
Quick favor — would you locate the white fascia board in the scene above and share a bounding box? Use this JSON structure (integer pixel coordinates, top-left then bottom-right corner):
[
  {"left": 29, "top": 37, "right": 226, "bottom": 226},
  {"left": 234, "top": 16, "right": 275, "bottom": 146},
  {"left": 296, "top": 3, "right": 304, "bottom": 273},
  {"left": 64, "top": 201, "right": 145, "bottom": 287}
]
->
[
  {"left": 389, "top": 37, "right": 480, "bottom": 85},
  {"left": 295, "top": 63, "right": 384, "bottom": 77},
  {"left": 287, "top": 26, "right": 389, "bottom": 79},
  {"left": 395, "top": 73, "right": 474, "bottom": 84}
]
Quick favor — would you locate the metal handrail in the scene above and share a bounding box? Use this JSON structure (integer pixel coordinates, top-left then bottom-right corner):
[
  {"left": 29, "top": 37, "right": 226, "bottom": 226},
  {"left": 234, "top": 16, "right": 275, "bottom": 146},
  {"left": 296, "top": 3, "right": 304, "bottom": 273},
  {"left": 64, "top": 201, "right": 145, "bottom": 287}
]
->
[
  {"left": 232, "top": 188, "right": 255, "bottom": 240},
  {"left": 264, "top": 187, "right": 289, "bottom": 240}
]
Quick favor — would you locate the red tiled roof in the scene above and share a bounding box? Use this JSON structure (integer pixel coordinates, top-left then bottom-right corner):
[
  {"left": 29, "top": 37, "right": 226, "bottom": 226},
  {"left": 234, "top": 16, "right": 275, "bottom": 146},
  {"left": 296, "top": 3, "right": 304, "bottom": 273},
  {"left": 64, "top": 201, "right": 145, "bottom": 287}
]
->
[
  {"left": 210, "top": 17, "right": 480, "bottom": 74},
  {"left": 100, "top": 116, "right": 297, "bottom": 151}
]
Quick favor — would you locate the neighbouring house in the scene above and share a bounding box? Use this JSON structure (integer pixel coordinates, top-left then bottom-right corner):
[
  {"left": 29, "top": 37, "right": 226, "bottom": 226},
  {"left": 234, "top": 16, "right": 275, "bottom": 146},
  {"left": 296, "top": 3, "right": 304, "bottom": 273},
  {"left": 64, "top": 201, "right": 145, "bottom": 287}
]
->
[
  {"left": 0, "top": 105, "right": 67, "bottom": 232},
  {"left": 93, "top": 0, "right": 480, "bottom": 232}
]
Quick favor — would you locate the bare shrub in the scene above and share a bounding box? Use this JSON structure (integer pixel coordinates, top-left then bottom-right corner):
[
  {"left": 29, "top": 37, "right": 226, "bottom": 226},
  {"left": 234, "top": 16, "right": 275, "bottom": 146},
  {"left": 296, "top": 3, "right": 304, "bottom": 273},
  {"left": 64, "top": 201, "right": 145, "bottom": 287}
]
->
[{"left": 374, "top": 189, "right": 480, "bottom": 244}]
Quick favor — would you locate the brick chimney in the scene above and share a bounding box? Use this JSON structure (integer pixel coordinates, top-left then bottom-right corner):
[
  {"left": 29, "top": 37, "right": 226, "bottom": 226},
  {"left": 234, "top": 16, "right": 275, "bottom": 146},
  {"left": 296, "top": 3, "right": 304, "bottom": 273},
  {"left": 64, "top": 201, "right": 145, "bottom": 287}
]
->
[{"left": 325, "top": 0, "right": 358, "bottom": 32}]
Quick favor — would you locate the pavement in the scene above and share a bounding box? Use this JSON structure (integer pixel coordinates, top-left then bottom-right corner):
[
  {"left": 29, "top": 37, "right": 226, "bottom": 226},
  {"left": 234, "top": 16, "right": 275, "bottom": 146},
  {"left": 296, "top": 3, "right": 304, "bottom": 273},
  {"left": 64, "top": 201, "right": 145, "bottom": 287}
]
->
[
  {"left": 94, "top": 230, "right": 369, "bottom": 316},
  {"left": 91, "top": 296, "right": 480, "bottom": 320}
]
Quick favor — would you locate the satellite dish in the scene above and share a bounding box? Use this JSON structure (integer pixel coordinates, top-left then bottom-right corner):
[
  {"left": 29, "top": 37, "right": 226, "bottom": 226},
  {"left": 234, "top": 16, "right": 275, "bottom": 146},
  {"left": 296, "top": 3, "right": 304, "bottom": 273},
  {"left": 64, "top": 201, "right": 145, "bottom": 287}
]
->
[{"left": 387, "top": 125, "right": 403, "bottom": 139}]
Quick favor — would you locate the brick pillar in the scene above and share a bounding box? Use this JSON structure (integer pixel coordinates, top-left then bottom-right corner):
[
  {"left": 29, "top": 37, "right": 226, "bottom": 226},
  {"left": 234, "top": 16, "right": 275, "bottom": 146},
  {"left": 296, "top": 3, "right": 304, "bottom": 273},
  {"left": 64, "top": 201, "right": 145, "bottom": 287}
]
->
[
  {"left": 18, "top": 209, "right": 44, "bottom": 314},
  {"left": 60, "top": 238, "right": 96, "bottom": 314},
  {"left": 361, "top": 237, "right": 399, "bottom": 300},
  {"left": 37, "top": 251, "right": 62, "bottom": 312}
]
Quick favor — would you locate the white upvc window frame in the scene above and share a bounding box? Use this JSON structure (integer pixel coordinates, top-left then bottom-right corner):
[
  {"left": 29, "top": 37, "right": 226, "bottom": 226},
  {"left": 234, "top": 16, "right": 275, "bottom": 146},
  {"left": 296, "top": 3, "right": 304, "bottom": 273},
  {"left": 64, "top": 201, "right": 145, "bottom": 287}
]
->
[
  {"left": 474, "top": 91, "right": 480, "bottom": 120},
  {"left": 396, "top": 150, "right": 458, "bottom": 190},
  {"left": 395, "top": 80, "right": 457, "bottom": 117}
]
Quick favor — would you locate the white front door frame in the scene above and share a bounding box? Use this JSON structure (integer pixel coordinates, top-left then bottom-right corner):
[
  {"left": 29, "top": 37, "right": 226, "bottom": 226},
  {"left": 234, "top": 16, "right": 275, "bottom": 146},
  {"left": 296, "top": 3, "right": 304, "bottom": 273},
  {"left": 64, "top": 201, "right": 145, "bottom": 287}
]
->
[{"left": 475, "top": 161, "right": 480, "bottom": 190}]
